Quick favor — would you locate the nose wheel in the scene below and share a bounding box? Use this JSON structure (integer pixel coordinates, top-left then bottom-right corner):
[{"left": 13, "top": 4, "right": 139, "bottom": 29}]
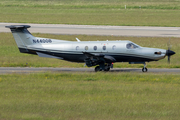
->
[
  {"left": 142, "top": 63, "right": 148, "bottom": 72},
  {"left": 142, "top": 67, "right": 148, "bottom": 72}
]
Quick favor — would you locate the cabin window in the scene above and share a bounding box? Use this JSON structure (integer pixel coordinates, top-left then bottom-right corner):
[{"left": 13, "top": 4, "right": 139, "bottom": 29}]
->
[
  {"left": 102, "top": 46, "right": 106, "bottom": 50},
  {"left": 76, "top": 46, "right": 80, "bottom": 50},
  {"left": 126, "top": 43, "right": 138, "bottom": 49},
  {"left": 85, "top": 46, "right": 88, "bottom": 50},
  {"left": 94, "top": 46, "right": 97, "bottom": 51},
  {"left": 48, "top": 39, "right": 52, "bottom": 43},
  {"left": 112, "top": 45, "right": 116, "bottom": 50}
]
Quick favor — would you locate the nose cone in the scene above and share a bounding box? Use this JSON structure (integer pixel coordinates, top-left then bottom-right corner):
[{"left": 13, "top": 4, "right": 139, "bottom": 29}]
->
[{"left": 166, "top": 50, "right": 175, "bottom": 56}]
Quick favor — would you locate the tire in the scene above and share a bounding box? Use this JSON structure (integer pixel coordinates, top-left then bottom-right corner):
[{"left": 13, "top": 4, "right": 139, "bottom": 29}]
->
[
  {"left": 104, "top": 67, "right": 110, "bottom": 71},
  {"left": 95, "top": 66, "right": 100, "bottom": 72},
  {"left": 142, "top": 67, "right": 148, "bottom": 72}
]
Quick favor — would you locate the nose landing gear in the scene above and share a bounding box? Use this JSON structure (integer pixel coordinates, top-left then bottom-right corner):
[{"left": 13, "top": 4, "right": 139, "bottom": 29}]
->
[
  {"left": 129, "top": 62, "right": 148, "bottom": 72},
  {"left": 142, "top": 63, "right": 148, "bottom": 72}
]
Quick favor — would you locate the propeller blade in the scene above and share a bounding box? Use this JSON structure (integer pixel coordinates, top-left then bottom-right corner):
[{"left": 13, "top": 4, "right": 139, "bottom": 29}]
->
[
  {"left": 166, "top": 38, "right": 175, "bottom": 64},
  {"left": 168, "top": 56, "right": 170, "bottom": 64},
  {"left": 167, "top": 38, "right": 172, "bottom": 50}
]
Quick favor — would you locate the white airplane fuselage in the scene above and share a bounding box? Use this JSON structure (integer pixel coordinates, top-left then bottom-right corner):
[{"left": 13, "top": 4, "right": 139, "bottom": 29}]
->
[{"left": 28, "top": 38, "right": 166, "bottom": 62}]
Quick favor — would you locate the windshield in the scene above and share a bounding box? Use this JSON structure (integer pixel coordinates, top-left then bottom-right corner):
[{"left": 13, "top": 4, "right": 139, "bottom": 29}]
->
[{"left": 126, "top": 43, "right": 139, "bottom": 49}]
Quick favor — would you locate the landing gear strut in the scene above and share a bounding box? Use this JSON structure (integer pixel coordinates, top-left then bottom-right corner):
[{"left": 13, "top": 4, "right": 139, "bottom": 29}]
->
[{"left": 142, "top": 63, "right": 148, "bottom": 72}]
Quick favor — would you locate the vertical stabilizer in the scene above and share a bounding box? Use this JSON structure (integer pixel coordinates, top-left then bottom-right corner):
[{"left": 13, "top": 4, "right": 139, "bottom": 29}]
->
[{"left": 6, "top": 25, "right": 35, "bottom": 53}]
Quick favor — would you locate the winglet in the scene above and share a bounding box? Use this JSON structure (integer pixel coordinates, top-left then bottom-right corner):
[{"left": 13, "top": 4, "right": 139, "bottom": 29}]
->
[{"left": 76, "top": 38, "right": 81, "bottom": 42}]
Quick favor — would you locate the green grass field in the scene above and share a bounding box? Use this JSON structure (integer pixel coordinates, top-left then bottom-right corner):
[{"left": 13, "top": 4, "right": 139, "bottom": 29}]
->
[
  {"left": 0, "top": 0, "right": 180, "bottom": 26},
  {"left": 0, "top": 32, "right": 179, "bottom": 68},
  {"left": 0, "top": 72, "right": 180, "bottom": 120}
]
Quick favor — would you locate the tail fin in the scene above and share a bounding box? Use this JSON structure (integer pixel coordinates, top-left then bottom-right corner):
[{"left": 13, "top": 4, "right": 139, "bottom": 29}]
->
[{"left": 6, "top": 25, "right": 36, "bottom": 53}]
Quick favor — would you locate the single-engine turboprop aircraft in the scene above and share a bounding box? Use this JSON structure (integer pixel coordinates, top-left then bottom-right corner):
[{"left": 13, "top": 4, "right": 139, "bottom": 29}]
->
[{"left": 6, "top": 25, "right": 175, "bottom": 72}]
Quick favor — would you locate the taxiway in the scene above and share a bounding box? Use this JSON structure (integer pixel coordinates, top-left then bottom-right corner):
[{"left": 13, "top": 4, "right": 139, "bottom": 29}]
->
[
  {"left": 0, "top": 67, "right": 180, "bottom": 74},
  {"left": 1, "top": 23, "right": 180, "bottom": 37}
]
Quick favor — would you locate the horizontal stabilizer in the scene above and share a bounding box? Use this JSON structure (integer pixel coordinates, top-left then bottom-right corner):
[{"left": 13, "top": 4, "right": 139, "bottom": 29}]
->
[{"left": 5, "top": 25, "right": 31, "bottom": 29}]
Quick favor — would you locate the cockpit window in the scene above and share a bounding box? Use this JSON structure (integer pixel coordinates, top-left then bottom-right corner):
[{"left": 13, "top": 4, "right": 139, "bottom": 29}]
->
[{"left": 126, "top": 43, "right": 139, "bottom": 49}]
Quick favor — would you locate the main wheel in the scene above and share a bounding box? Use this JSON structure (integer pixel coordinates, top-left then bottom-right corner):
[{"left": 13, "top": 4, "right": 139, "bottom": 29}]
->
[
  {"left": 142, "top": 67, "right": 148, "bottom": 72},
  {"left": 104, "top": 66, "right": 110, "bottom": 71},
  {"left": 95, "top": 66, "right": 100, "bottom": 72}
]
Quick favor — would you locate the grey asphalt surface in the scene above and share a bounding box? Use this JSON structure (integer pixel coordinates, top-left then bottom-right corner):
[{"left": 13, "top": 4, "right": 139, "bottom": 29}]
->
[
  {"left": 1, "top": 23, "right": 180, "bottom": 37},
  {"left": 0, "top": 67, "right": 180, "bottom": 74}
]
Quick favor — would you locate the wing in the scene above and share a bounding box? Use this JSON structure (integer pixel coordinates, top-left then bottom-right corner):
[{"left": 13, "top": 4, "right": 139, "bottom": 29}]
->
[{"left": 83, "top": 52, "right": 116, "bottom": 63}]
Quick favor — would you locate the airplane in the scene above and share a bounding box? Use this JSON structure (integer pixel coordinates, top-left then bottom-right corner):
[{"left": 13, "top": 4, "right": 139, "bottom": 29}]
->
[{"left": 6, "top": 25, "right": 175, "bottom": 72}]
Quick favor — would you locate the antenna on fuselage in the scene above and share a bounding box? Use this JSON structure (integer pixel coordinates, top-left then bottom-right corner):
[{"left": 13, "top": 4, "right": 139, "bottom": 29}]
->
[{"left": 76, "top": 38, "right": 81, "bottom": 42}]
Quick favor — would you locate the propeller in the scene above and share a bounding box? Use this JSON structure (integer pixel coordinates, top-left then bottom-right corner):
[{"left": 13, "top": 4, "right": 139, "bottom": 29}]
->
[{"left": 166, "top": 38, "right": 175, "bottom": 64}]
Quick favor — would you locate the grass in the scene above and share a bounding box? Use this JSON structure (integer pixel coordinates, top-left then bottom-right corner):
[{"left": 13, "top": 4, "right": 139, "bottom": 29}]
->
[
  {"left": 1, "top": 0, "right": 180, "bottom": 9},
  {"left": 0, "top": 72, "right": 180, "bottom": 120},
  {"left": 0, "top": 0, "right": 180, "bottom": 26},
  {"left": 0, "top": 32, "right": 179, "bottom": 68}
]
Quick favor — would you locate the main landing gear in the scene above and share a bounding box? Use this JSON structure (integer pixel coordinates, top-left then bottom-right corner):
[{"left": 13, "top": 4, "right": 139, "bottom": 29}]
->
[
  {"left": 142, "top": 63, "right": 148, "bottom": 72},
  {"left": 95, "top": 66, "right": 101, "bottom": 72},
  {"left": 95, "top": 63, "right": 112, "bottom": 72},
  {"left": 95, "top": 66, "right": 110, "bottom": 72}
]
